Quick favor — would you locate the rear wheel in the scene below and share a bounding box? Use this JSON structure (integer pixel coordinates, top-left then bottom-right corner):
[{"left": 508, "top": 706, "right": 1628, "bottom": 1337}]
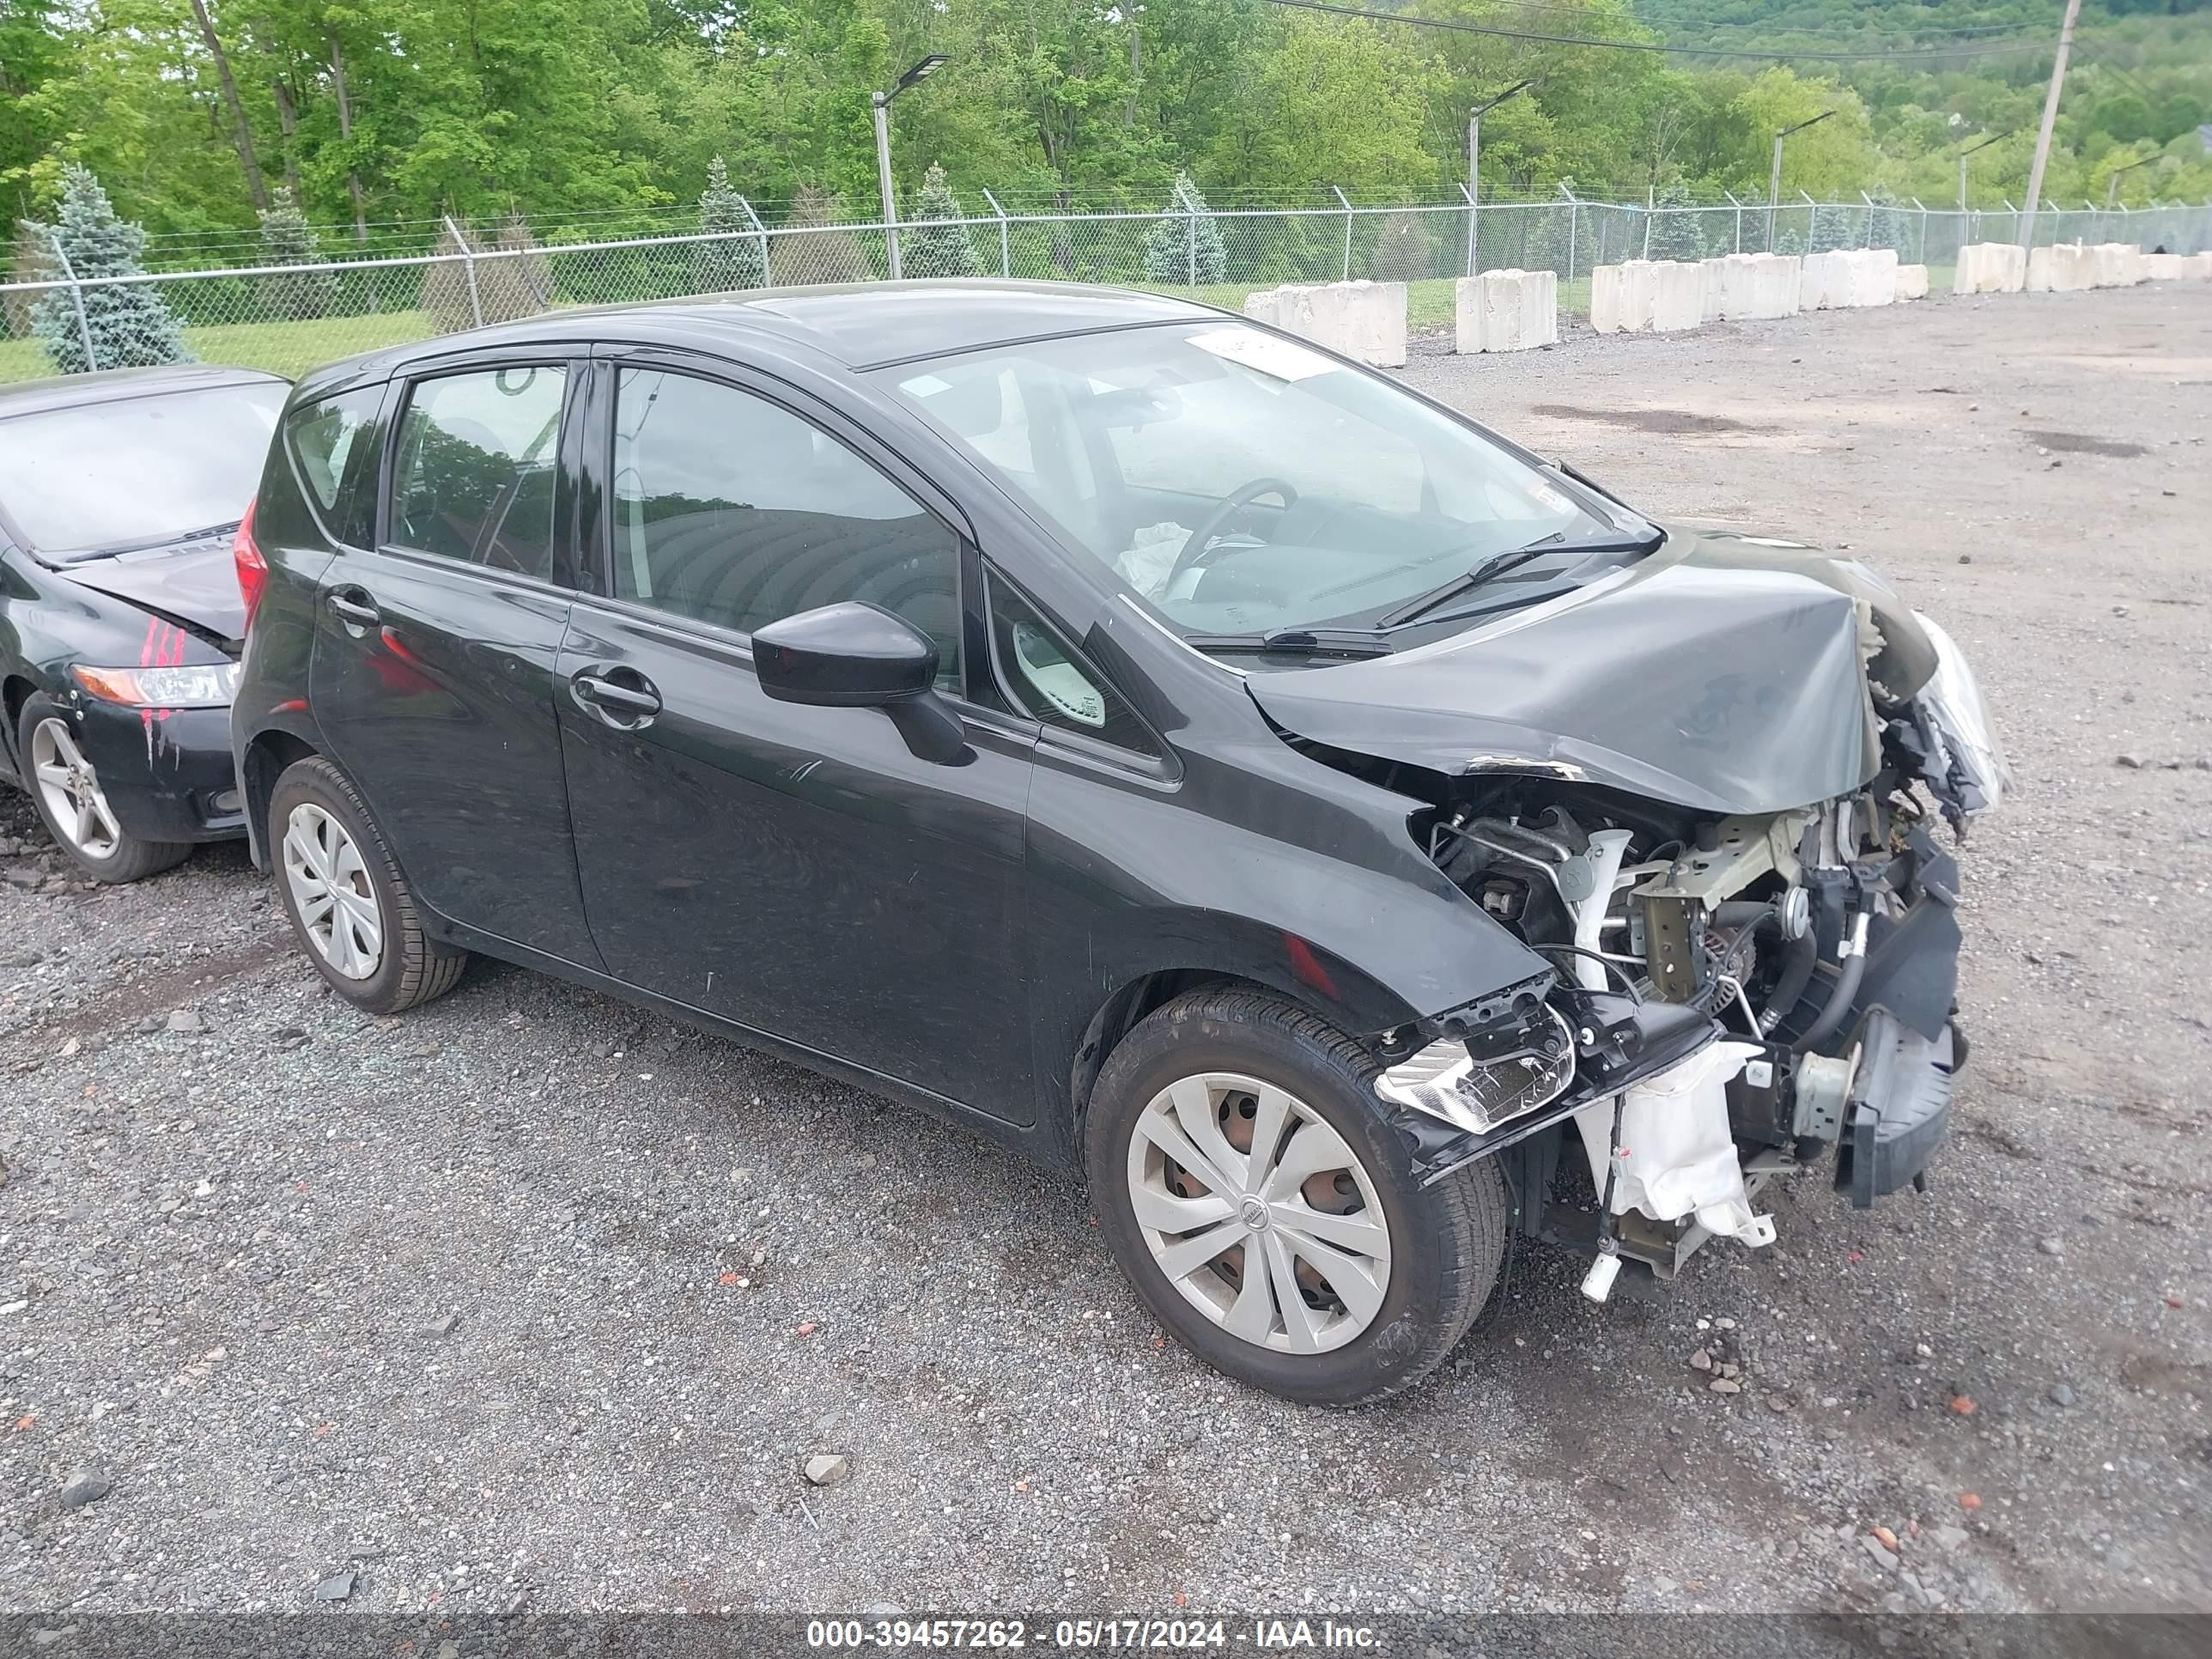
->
[
  {"left": 16, "top": 693, "right": 190, "bottom": 884},
  {"left": 268, "top": 756, "right": 468, "bottom": 1013},
  {"left": 1084, "top": 987, "right": 1507, "bottom": 1406}
]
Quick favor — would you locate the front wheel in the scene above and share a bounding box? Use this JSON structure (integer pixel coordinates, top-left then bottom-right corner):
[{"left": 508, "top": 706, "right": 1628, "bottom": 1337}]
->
[
  {"left": 1084, "top": 988, "right": 1507, "bottom": 1406},
  {"left": 17, "top": 693, "right": 190, "bottom": 884}
]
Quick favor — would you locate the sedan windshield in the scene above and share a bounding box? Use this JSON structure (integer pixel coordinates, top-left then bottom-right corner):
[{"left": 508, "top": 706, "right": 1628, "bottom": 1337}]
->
[
  {"left": 0, "top": 382, "right": 284, "bottom": 559},
  {"left": 888, "top": 322, "right": 1645, "bottom": 644}
]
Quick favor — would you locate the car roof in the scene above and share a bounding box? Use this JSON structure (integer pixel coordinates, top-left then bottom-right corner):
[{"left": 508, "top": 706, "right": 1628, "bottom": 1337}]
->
[
  {"left": 0, "top": 362, "right": 288, "bottom": 421},
  {"left": 296, "top": 280, "right": 1222, "bottom": 396}
]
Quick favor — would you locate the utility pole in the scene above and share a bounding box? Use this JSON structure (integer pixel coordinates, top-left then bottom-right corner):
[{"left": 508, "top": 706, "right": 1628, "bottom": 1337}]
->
[
  {"left": 1958, "top": 131, "right": 2009, "bottom": 214},
  {"left": 871, "top": 54, "right": 950, "bottom": 281},
  {"left": 2020, "top": 0, "right": 2083, "bottom": 252}
]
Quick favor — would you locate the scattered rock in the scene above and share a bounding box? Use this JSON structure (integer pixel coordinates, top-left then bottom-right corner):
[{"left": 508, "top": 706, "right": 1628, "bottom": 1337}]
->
[
  {"left": 58, "top": 1474, "right": 112, "bottom": 1512},
  {"left": 2048, "top": 1382, "right": 2075, "bottom": 1408},
  {"left": 1956, "top": 553, "right": 1972, "bottom": 564},
  {"left": 1709, "top": 1377, "right": 1741, "bottom": 1395},
  {"left": 803, "top": 1454, "right": 850, "bottom": 1487},
  {"left": 421, "top": 1314, "right": 459, "bottom": 1337},
  {"left": 314, "top": 1569, "right": 356, "bottom": 1602},
  {"left": 2113, "top": 757, "right": 2148, "bottom": 772},
  {"left": 1871, "top": 1525, "right": 1899, "bottom": 1552},
  {"left": 1862, "top": 1535, "right": 1900, "bottom": 1572},
  {"left": 2038, "top": 1236, "right": 2064, "bottom": 1255},
  {"left": 1689, "top": 1347, "right": 1713, "bottom": 1372},
  {"left": 165, "top": 1009, "right": 207, "bottom": 1034},
  {"left": 1930, "top": 1526, "right": 1970, "bottom": 1553}
]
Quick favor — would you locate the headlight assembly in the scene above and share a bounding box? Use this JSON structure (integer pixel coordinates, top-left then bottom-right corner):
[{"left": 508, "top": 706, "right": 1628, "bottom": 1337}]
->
[
  {"left": 70, "top": 661, "right": 241, "bottom": 709},
  {"left": 1376, "top": 1002, "right": 1576, "bottom": 1136}
]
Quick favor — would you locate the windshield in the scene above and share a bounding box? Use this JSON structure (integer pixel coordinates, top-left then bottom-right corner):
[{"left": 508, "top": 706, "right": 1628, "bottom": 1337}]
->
[
  {"left": 0, "top": 382, "right": 284, "bottom": 558},
  {"left": 888, "top": 322, "right": 1639, "bottom": 641}
]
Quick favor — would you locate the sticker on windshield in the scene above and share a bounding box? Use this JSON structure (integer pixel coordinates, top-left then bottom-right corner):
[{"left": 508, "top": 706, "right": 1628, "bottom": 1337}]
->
[
  {"left": 1187, "top": 326, "right": 1338, "bottom": 383},
  {"left": 1528, "top": 479, "right": 1575, "bottom": 515},
  {"left": 1011, "top": 621, "right": 1107, "bottom": 728},
  {"left": 901, "top": 373, "right": 952, "bottom": 398}
]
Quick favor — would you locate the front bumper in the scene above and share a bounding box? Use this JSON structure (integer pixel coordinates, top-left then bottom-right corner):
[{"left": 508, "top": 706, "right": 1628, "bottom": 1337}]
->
[
  {"left": 1835, "top": 1011, "right": 1958, "bottom": 1208},
  {"left": 70, "top": 699, "right": 246, "bottom": 844}
]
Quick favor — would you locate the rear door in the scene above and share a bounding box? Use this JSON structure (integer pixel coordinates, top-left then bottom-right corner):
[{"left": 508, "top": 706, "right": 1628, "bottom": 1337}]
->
[
  {"left": 555, "top": 352, "right": 1039, "bottom": 1118},
  {"left": 308, "top": 352, "right": 603, "bottom": 968}
]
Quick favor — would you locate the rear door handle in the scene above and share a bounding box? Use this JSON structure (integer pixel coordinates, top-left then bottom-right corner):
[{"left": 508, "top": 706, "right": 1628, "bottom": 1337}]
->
[
  {"left": 570, "top": 668, "right": 662, "bottom": 726},
  {"left": 327, "top": 590, "right": 380, "bottom": 634}
]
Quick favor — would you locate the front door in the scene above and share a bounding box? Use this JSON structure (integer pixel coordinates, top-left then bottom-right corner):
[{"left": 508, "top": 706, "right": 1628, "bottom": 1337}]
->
[
  {"left": 308, "top": 356, "right": 602, "bottom": 967},
  {"left": 556, "top": 361, "right": 1038, "bottom": 1120}
]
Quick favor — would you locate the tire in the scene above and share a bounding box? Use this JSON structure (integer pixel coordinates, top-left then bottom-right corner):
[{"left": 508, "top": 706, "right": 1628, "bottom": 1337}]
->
[
  {"left": 1084, "top": 987, "right": 1507, "bottom": 1406},
  {"left": 267, "top": 755, "right": 468, "bottom": 1014},
  {"left": 15, "top": 692, "right": 191, "bottom": 884}
]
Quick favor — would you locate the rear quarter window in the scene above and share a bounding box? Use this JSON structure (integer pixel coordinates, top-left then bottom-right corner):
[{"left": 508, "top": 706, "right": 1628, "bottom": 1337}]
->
[{"left": 283, "top": 385, "right": 385, "bottom": 547}]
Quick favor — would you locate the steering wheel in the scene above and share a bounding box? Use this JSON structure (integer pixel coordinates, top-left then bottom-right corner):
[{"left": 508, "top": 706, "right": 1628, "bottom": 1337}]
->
[{"left": 1165, "top": 477, "right": 1300, "bottom": 590}]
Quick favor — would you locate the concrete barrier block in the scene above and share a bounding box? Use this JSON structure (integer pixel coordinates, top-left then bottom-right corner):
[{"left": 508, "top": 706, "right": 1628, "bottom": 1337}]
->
[
  {"left": 1649, "top": 260, "right": 1702, "bottom": 331},
  {"left": 1698, "top": 253, "right": 1800, "bottom": 322},
  {"left": 2091, "top": 243, "right": 2144, "bottom": 286},
  {"left": 1801, "top": 251, "right": 1850, "bottom": 309},
  {"left": 1953, "top": 242, "right": 2026, "bottom": 295},
  {"left": 1896, "top": 264, "right": 1929, "bottom": 300},
  {"left": 2027, "top": 243, "right": 2100, "bottom": 293},
  {"left": 1846, "top": 247, "right": 1899, "bottom": 306},
  {"left": 2189, "top": 252, "right": 2212, "bottom": 280},
  {"left": 2143, "top": 253, "right": 2187, "bottom": 280},
  {"left": 1242, "top": 279, "right": 1407, "bottom": 367},
  {"left": 1454, "top": 269, "right": 1558, "bottom": 353}
]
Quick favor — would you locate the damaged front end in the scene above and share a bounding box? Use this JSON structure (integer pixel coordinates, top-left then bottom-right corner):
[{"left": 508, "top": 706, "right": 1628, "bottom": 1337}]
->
[{"left": 1271, "top": 533, "right": 2008, "bottom": 1296}]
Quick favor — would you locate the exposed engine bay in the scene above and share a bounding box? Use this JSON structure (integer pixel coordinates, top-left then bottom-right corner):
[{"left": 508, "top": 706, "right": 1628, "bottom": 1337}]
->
[{"left": 1351, "top": 599, "right": 2007, "bottom": 1297}]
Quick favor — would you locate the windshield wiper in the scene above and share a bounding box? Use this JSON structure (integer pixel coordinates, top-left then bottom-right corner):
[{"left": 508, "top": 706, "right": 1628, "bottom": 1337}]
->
[
  {"left": 1185, "top": 627, "right": 1395, "bottom": 660},
  {"left": 61, "top": 520, "right": 243, "bottom": 563},
  {"left": 1376, "top": 527, "right": 1663, "bottom": 630}
]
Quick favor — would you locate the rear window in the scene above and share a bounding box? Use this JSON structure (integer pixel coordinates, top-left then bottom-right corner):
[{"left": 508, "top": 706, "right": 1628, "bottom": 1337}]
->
[
  {"left": 0, "top": 381, "right": 284, "bottom": 558},
  {"left": 283, "top": 385, "right": 384, "bottom": 547}
]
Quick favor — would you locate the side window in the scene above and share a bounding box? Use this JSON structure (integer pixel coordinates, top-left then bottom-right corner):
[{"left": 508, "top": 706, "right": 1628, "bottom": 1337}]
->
[
  {"left": 388, "top": 366, "right": 567, "bottom": 579},
  {"left": 987, "top": 574, "right": 1155, "bottom": 756},
  {"left": 284, "top": 386, "right": 382, "bottom": 546},
  {"left": 610, "top": 368, "right": 961, "bottom": 689}
]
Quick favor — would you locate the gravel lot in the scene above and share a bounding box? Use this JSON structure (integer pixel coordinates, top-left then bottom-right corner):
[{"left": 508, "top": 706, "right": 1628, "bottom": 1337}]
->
[{"left": 2, "top": 286, "right": 2208, "bottom": 1620}]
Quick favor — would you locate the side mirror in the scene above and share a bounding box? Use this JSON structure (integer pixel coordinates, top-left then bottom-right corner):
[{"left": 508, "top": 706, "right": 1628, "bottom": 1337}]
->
[{"left": 751, "top": 601, "right": 969, "bottom": 766}]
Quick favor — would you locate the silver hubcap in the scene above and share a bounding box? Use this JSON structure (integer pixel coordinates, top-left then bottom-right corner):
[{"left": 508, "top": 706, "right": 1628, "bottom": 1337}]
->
[
  {"left": 30, "top": 717, "right": 123, "bottom": 860},
  {"left": 283, "top": 804, "right": 382, "bottom": 980},
  {"left": 1127, "top": 1072, "right": 1392, "bottom": 1355}
]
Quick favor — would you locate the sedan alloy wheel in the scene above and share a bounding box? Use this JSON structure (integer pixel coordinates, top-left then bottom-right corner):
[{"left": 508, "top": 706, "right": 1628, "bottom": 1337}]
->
[{"left": 29, "top": 716, "right": 123, "bottom": 862}]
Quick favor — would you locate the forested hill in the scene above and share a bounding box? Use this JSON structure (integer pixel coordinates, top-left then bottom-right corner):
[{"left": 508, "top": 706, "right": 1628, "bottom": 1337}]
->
[{"left": 4, "top": 0, "right": 2209, "bottom": 259}]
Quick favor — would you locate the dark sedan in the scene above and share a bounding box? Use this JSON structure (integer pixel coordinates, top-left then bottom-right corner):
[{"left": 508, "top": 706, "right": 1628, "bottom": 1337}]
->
[
  {"left": 0, "top": 364, "right": 287, "bottom": 880},
  {"left": 230, "top": 283, "right": 2003, "bottom": 1404}
]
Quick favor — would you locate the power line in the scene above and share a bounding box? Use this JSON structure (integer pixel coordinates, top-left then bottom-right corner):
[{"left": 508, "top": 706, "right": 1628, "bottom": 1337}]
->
[
  {"left": 1437, "top": 0, "right": 2042, "bottom": 39},
  {"left": 1259, "top": 0, "right": 2070, "bottom": 63}
]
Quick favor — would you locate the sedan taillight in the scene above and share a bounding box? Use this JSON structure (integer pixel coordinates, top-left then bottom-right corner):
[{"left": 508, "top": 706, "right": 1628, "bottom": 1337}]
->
[{"left": 233, "top": 498, "right": 267, "bottom": 631}]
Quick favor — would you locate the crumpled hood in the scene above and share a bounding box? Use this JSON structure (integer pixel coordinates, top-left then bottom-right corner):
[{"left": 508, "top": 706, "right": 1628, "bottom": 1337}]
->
[
  {"left": 56, "top": 538, "right": 246, "bottom": 643},
  {"left": 1248, "top": 527, "right": 1941, "bottom": 817}
]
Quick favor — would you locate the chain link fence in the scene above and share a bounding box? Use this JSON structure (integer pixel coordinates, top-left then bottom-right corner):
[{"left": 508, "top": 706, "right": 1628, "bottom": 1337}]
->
[{"left": 5, "top": 192, "right": 2209, "bottom": 387}]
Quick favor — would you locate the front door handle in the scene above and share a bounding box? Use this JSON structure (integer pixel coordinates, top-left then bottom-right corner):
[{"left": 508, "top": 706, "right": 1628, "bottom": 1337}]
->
[
  {"left": 327, "top": 589, "right": 380, "bottom": 635},
  {"left": 570, "top": 668, "right": 662, "bottom": 727}
]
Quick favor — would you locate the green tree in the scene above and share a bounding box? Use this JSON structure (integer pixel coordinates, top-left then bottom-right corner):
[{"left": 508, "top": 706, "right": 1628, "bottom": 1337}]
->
[
  {"left": 902, "top": 163, "right": 983, "bottom": 279},
  {"left": 692, "top": 156, "right": 764, "bottom": 293},
  {"left": 1645, "top": 182, "right": 1709, "bottom": 260},
  {"left": 1206, "top": 14, "right": 1431, "bottom": 198},
  {"left": 28, "top": 164, "right": 194, "bottom": 373},
  {"left": 257, "top": 185, "right": 337, "bottom": 318},
  {"left": 771, "top": 186, "right": 872, "bottom": 286},
  {"left": 1143, "top": 173, "right": 1227, "bottom": 286}
]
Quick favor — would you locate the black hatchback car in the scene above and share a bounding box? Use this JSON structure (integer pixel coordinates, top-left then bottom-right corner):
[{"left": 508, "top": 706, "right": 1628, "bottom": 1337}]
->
[
  {"left": 1, "top": 365, "right": 287, "bottom": 880},
  {"left": 232, "top": 283, "right": 2004, "bottom": 1403}
]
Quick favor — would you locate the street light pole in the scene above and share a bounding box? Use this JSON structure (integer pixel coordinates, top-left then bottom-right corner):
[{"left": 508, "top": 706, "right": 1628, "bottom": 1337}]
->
[
  {"left": 1466, "top": 78, "right": 1533, "bottom": 277},
  {"left": 871, "top": 53, "right": 950, "bottom": 282},
  {"left": 1769, "top": 110, "right": 1834, "bottom": 251},
  {"left": 2020, "top": 0, "right": 2083, "bottom": 252}
]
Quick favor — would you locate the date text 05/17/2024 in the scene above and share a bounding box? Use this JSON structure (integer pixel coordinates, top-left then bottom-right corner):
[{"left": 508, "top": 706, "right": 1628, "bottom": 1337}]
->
[{"left": 804, "top": 1618, "right": 1382, "bottom": 1650}]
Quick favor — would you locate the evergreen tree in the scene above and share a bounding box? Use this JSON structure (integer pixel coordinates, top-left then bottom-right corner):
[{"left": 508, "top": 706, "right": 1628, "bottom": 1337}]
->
[
  {"left": 28, "top": 164, "right": 194, "bottom": 374},
  {"left": 769, "top": 187, "right": 872, "bottom": 286},
  {"left": 902, "top": 164, "right": 983, "bottom": 279},
  {"left": 1370, "top": 209, "right": 1433, "bottom": 282},
  {"left": 692, "top": 156, "right": 764, "bottom": 294},
  {"left": 1645, "top": 182, "right": 1709, "bottom": 262},
  {"left": 257, "top": 186, "right": 337, "bottom": 319},
  {"left": 1142, "top": 173, "right": 1228, "bottom": 286}
]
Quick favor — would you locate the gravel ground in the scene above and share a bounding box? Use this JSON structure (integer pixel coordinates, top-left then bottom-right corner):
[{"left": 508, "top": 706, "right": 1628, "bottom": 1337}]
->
[{"left": 1, "top": 286, "right": 2208, "bottom": 1620}]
